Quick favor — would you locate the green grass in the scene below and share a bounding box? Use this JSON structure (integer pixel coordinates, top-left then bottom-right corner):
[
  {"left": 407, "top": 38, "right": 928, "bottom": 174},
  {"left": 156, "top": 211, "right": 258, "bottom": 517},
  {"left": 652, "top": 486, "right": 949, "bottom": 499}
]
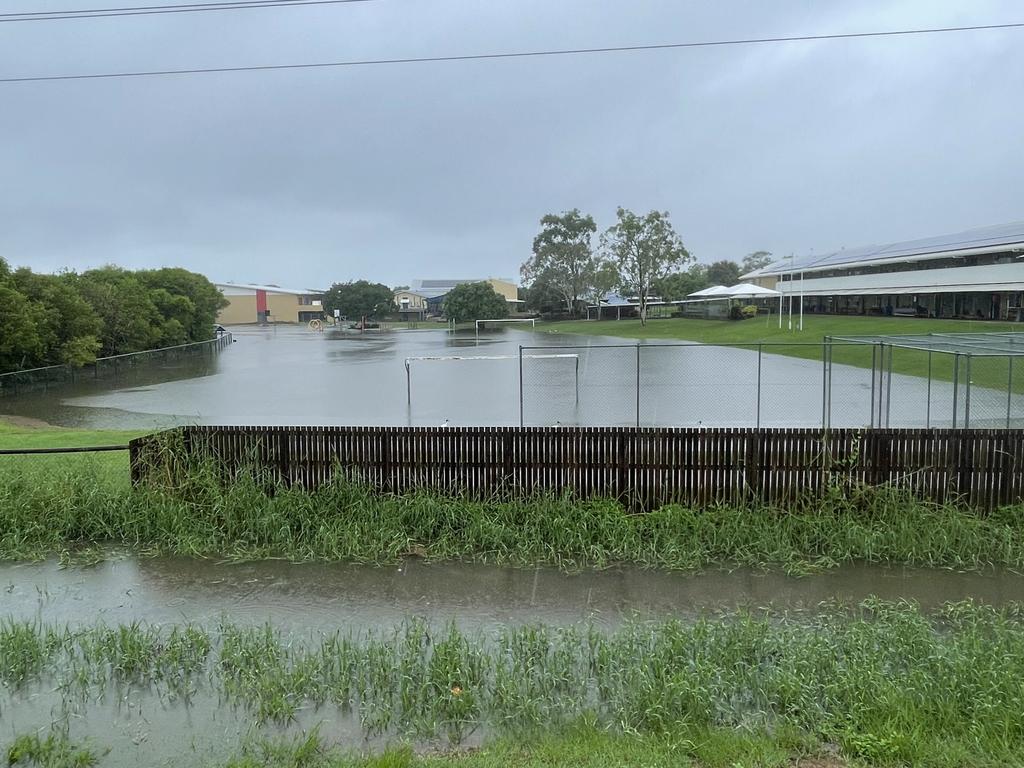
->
[
  {"left": 538, "top": 315, "right": 1023, "bottom": 390},
  {"left": 1, "top": 456, "right": 1023, "bottom": 571},
  {"left": 0, "top": 420, "right": 143, "bottom": 488},
  {"left": 6, "top": 729, "right": 101, "bottom": 768},
  {"left": 3, "top": 726, "right": 814, "bottom": 768},
  {"left": 225, "top": 725, "right": 805, "bottom": 768},
  {"left": 7, "top": 602, "right": 1024, "bottom": 765}
]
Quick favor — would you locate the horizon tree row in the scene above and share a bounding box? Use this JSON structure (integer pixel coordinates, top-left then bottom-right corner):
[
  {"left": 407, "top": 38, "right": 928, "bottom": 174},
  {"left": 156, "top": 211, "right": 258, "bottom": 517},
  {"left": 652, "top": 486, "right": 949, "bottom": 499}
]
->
[{"left": 520, "top": 208, "right": 773, "bottom": 324}]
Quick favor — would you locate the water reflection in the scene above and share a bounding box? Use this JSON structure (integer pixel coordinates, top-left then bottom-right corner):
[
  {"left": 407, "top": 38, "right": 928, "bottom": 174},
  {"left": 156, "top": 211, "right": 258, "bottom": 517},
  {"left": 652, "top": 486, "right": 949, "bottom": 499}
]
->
[{"left": 4, "top": 558, "right": 1023, "bottom": 633}]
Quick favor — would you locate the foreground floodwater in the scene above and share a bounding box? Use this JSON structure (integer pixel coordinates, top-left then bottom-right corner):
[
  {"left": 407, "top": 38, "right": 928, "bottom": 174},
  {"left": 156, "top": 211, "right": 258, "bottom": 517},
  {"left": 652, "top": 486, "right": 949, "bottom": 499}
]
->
[
  {"left": 6, "top": 557, "right": 1024, "bottom": 630},
  {"left": 3, "top": 558, "right": 1024, "bottom": 766},
  {"left": 2, "top": 325, "right": 1015, "bottom": 429}
]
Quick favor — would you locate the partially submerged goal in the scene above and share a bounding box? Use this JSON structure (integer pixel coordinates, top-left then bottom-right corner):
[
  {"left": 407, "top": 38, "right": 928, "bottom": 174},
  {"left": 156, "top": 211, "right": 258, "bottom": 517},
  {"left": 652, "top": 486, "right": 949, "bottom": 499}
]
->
[
  {"left": 404, "top": 353, "right": 578, "bottom": 406},
  {"left": 475, "top": 318, "right": 535, "bottom": 341}
]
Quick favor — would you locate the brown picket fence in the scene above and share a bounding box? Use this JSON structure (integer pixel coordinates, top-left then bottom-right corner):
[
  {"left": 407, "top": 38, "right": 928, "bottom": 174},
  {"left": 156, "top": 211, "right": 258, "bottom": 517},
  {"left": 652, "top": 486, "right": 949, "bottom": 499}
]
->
[{"left": 128, "top": 426, "right": 1024, "bottom": 510}]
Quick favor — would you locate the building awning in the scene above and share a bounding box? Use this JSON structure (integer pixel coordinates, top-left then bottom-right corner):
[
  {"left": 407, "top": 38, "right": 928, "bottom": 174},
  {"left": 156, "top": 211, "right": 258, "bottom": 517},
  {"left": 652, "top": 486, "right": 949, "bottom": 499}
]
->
[{"left": 787, "top": 283, "right": 1024, "bottom": 297}]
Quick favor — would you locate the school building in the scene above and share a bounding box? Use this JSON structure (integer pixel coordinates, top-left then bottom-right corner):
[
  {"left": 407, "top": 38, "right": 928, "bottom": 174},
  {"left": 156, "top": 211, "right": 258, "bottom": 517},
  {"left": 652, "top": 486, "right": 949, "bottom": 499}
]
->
[
  {"left": 215, "top": 283, "right": 326, "bottom": 325},
  {"left": 741, "top": 221, "right": 1024, "bottom": 320}
]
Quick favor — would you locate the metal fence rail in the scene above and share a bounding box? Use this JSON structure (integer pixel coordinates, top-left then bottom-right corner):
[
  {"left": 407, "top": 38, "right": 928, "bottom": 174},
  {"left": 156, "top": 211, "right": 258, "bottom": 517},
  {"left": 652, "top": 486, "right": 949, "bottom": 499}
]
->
[{"left": 130, "top": 426, "right": 1024, "bottom": 510}]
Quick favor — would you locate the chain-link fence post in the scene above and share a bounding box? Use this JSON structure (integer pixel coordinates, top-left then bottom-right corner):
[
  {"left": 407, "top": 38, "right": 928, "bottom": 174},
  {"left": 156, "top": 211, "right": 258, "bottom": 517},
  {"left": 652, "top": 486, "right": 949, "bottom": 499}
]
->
[
  {"left": 869, "top": 343, "right": 877, "bottom": 428},
  {"left": 926, "top": 349, "right": 932, "bottom": 428},
  {"left": 885, "top": 343, "right": 894, "bottom": 428},
  {"left": 821, "top": 339, "right": 831, "bottom": 429},
  {"left": 635, "top": 344, "right": 641, "bottom": 428},
  {"left": 952, "top": 353, "right": 960, "bottom": 429},
  {"left": 518, "top": 345, "right": 524, "bottom": 427},
  {"left": 756, "top": 343, "right": 763, "bottom": 428},
  {"left": 1009, "top": 356, "right": 1015, "bottom": 429},
  {"left": 965, "top": 354, "right": 972, "bottom": 429}
]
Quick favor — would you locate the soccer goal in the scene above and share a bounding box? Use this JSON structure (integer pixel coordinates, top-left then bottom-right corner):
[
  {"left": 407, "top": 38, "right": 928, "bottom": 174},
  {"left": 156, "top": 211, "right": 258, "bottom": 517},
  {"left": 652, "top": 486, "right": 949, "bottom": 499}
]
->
[
  {"left": 475, "top": 318, "right": 536, "bottom": 341},
  {"left": 404, "top": 353, "right": 578, "bottom": 407}
]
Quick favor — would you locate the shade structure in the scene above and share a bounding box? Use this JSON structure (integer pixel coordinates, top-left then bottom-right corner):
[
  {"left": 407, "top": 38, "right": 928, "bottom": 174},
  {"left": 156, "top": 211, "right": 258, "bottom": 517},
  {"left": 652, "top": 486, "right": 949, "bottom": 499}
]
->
[
  {"left": 687, "top": 285, "right": 731, "bottom": 298},
  {"left": 725, "top": 283, "right": 781, "bottom": 299}
]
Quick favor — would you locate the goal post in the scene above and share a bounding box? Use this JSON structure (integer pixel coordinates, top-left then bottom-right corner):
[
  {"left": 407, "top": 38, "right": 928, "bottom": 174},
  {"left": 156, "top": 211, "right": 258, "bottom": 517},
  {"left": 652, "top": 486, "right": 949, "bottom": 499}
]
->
[
  {"left": 475, "top": 318, "right": 536, "bottom": 341},
  {"left": 404, "top": 352, "right": 577, "bottom": 407}
]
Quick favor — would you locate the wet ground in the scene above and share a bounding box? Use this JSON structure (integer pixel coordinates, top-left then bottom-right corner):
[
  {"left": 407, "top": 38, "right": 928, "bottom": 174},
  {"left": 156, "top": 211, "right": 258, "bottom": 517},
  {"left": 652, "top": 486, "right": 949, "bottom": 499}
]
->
[
  {"left": 2, "top": 325, "right": 1016, "bottom": 429},
  {"left": 3, "top": 557, "right": 1024, "bottom": 766}
]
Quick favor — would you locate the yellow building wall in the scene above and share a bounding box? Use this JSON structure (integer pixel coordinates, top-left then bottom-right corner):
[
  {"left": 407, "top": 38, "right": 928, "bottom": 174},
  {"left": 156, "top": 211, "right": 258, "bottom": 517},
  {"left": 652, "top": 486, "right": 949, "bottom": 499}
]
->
[
  {"left": 394, "top": 291, "right": 428, "bottom": 309},
  {"left": 486, "top": 279, "right": 519, "bottom": 302},
  {"left": 217, "top": 295, "right": 257, "bottom": 325},
  {"left": 265, "top": 293, "right": 303, "bottom": 322},
  {"left": 747, "top": 275, "right": 777, "bottom": 290},
  {"left": 217, "top": 291, "right": 323, "bottom": 324}
]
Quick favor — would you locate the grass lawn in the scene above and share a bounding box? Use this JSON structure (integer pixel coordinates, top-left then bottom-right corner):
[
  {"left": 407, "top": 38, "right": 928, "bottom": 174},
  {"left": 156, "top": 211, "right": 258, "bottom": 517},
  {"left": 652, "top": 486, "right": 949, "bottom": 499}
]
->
[
  {"left": 0, "top": 418, "right": 144, "bottom": 488},
  {"left": 538, "top": 315, "right": 1023, "bottom": 390}
]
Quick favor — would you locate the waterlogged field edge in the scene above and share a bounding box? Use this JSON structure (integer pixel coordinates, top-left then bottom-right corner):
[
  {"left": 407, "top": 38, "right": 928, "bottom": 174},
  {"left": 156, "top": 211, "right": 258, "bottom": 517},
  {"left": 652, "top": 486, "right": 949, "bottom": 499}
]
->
[{"left": 3, "top": 602, "right": 1024, "bottom": 767}]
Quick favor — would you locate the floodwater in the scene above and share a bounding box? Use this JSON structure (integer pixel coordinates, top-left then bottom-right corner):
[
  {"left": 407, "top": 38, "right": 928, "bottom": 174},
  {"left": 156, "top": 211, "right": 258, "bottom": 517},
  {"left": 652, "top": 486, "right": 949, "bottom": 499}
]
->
[
  {"left": 5, "top": 557, "right": 1024, "bottom": 630},
  {"left": 3, "top": 557, "right": 1024, "bottom": 766},
  {"left": 2, "top": 324, "right": 1017, "bottom": 429}
]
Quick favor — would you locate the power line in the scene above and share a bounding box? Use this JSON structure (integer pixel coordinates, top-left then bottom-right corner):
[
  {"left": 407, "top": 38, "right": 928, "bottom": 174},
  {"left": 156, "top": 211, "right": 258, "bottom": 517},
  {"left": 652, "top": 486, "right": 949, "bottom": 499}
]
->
[
  {"left": 0, "top": 0, "right": 373, "bottom": 23},
  {"left": 2, "top": 21, "right": 1021, "bottom": 84}
]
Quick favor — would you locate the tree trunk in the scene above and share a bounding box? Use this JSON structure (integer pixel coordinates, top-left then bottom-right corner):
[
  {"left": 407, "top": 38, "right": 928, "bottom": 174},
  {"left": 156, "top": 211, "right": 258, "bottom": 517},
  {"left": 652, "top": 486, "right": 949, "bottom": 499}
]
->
[{"left": 639, "top": 298, "right": 648, "bottom": 326}]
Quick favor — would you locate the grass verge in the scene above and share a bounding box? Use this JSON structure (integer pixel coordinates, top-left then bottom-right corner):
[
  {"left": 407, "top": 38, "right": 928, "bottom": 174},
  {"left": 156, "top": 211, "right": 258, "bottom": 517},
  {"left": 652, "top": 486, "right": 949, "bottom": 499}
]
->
[
  {"left": 4, "top": 602, "right": 1024, "bottom": 766},
  {"left": 1, "top": 456, "right": 1023, "bottom": 571},
  {"left": 0, "top": 420, "right": 142, "bottom": 488}
]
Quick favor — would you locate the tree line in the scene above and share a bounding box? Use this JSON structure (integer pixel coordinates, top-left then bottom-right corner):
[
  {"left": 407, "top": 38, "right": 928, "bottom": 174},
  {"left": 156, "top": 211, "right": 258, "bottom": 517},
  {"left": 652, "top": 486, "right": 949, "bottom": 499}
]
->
[
  {"left": 0, "top": 260, "right": 227, "bottom": 374},
  {"left": 520, "top": 208, "right": 773, "bottom": 324},
  {"left": 322, "top": 280, "right": 510, "bottom": 324}
]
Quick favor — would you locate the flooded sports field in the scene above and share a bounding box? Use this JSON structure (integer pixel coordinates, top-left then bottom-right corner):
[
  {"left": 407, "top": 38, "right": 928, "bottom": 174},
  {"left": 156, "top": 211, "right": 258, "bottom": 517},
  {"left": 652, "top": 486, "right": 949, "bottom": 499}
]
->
[{"left": 2, "top": 325, "right": 1015, "bottom": 429}]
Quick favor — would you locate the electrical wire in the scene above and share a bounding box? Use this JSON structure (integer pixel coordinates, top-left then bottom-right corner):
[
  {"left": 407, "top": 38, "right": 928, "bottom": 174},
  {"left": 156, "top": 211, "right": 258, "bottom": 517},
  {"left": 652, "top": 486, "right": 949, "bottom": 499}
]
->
[
  {"left": 0, "top": 0, "right": 373, "bottom": 23},
  {"left": 1, "top": 21, "right": 1021, "bottom": 84}
]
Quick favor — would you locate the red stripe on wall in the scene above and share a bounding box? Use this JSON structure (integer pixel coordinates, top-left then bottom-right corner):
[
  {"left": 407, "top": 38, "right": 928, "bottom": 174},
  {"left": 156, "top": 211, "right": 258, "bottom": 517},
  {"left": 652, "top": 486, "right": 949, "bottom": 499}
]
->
[{"left": 256, "top": 289, "right": 268, "bottom": 313}]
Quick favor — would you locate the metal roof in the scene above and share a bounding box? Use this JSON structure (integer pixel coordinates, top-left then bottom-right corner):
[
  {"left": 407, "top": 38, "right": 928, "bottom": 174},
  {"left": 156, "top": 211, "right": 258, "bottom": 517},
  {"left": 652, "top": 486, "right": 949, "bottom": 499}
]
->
[
  {"left": 215, "top": 282, "right": 326, "bottom": 295},
  {"left": 747, "top": 221, "right": 1024, "bottom": 278},
  {"left": 829, "top": 332, "right": 1024, "bottom": 357}
]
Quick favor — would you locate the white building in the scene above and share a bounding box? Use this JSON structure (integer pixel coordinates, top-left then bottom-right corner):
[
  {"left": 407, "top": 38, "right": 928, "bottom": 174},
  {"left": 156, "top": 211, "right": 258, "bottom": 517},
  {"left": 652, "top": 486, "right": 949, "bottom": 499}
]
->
[{"left": 741, "top": 222, "right": 1024, "bottom": 320}]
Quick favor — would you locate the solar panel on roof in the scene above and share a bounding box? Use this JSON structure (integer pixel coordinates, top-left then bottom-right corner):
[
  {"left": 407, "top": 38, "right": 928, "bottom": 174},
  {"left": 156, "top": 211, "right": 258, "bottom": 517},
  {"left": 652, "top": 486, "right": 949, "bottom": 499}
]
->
[{"left": 763, "top": 221, "right": 1024, "bottom": 274}]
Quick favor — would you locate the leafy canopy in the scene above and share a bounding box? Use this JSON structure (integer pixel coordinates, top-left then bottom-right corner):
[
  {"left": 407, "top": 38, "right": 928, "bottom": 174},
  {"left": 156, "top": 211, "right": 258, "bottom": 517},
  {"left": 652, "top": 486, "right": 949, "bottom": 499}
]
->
[
  {"left": 443, "top": 282, "right": 509, "bottom": 322},
  {"left": 741, "top": 250, "right": 773, "bottom": 274},
  {"left": 705, "top": 260, "right": 742, "bottom": 287},
  {"left": 0, "top": 260, "right": 227, "bottom": 372},
  {"left": 322, "top": 280, "right": 394, "bottom": 320},
  {"left": 521, "top": 210, "right": 601, "bottom": 315},
  {"left": 600, "top": 208, "right": 691, "bottom": 325}
]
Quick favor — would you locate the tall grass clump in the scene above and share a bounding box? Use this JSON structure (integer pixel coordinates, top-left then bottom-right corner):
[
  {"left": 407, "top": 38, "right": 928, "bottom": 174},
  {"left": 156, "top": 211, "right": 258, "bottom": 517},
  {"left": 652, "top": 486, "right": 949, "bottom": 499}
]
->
[
  {"left": 1, "top": 452, "right": 1023, "bottom": 571},
  {"left": 5, "top": 602, "right": 1024, "bottom": 765},
  {"left": 5, "top": 727, "right": 101, "bottom": 768}
]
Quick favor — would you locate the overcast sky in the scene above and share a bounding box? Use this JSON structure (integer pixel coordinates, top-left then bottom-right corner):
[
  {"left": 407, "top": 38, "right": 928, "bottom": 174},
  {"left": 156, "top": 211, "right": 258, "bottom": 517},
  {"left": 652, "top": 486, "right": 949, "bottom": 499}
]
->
[{"left": 1, "top": 0, "right": 1022, "bottom": 289}]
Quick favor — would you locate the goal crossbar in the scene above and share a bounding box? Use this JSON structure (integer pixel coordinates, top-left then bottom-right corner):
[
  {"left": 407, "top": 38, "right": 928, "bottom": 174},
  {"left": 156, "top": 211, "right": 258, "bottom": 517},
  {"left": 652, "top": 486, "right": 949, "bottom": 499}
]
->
[
  {"left": 404, "top": 353, "right": 578, "bottom": 405},
  {"left": 475, "top": 318, "right": 536, "bottom": 340}
]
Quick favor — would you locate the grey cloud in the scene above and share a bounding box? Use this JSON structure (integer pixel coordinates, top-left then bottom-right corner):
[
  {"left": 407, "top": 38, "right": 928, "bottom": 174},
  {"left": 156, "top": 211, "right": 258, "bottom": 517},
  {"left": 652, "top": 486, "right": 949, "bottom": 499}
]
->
[{"left": 1, "top": 0, "right": 1022, "bottom": 286}]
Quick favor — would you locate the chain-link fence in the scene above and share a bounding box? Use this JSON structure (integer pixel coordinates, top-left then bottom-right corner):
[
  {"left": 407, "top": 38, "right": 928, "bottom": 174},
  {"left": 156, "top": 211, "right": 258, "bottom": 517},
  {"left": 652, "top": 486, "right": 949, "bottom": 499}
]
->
[
  {"left": 520, "top": 339, "right": 1024, "bottom": 429},
  {"left": 0, "top": 333, "right": 233, "bottom": 398}
]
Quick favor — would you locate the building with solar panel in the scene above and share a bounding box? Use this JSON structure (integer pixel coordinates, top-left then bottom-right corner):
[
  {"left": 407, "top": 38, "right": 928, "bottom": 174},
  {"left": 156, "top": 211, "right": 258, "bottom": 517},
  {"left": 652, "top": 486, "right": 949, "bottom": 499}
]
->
[{"left": 740, "top": 222, "right": 1024, "bottom": 321}]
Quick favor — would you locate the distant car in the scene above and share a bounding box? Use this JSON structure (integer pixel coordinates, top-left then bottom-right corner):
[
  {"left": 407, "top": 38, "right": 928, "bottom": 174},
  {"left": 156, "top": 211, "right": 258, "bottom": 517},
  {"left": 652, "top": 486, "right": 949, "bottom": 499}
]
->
[{"left": 213, "top": 324, "right": 228, "bottom": 336}]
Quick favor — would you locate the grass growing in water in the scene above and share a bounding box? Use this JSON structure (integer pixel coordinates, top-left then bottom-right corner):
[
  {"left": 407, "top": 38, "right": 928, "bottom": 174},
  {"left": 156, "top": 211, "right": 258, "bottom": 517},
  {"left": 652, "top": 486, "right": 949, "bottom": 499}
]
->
[
  {"left": 1, "top": 456, "right": 1022, "bottom": 571},
  {"left": 6, "top": 728, "right": 101, "bottom": 767},
  {"left": 4, "top": 602, "right": 1024, "bottom": 766}
]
